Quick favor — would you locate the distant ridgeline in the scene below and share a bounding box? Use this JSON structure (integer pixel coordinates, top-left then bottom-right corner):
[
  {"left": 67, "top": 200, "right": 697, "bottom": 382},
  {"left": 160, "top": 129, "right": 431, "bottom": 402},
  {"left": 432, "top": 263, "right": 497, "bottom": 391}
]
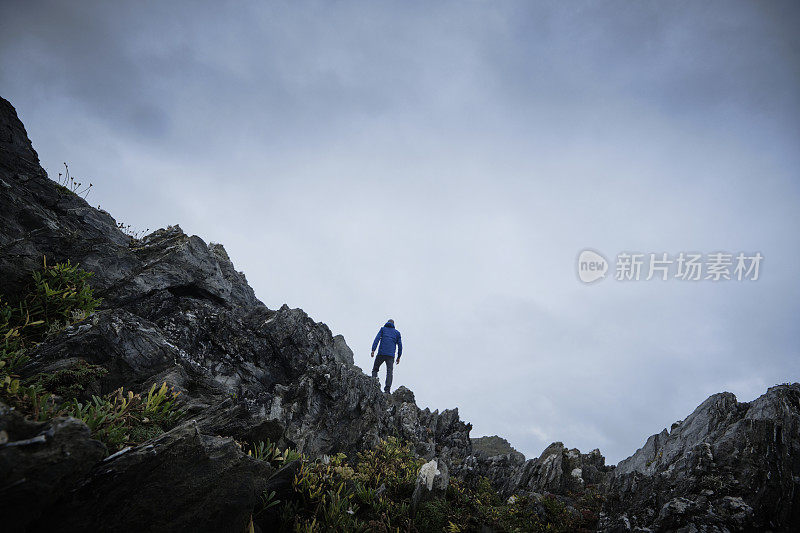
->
[
  {"left": 1, "top": 95, "right": 798, "bottom": 532},
  {"left": 471, "top": 435, "right": 525, "bottom": 462}
]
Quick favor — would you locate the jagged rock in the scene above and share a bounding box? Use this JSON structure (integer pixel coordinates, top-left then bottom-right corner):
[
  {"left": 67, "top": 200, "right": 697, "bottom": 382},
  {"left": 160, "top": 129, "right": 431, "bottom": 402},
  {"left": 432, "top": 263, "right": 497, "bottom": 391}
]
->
[
  {"left": 461, "top": 451, "right": 526, "bottom": 493},
  {"left": 0, "top": 97, "right": 41, "bottom": 175},
  {"left": 411, "top": 457, "right": 450, "bottom": 515},
  {"left": 105, "top": 225, "right": 261, "bottom": 308},
  {"left": 190, "top": 398, "right": 285, "bottom": 445},
  {"left": 22, "top": 309, "right": 179, "bottom": 392},
  {"left": 391, "top": 385, "right": 416, "bottom": 405},
  {"left": 31, "top": 420, "right": 274, "bottom": 533},
  {"left": 332, "top": 334, "right": 355, "bottom": 365},
  {"left": 0, "top": 402, "right": 106, "bottom": 532},
  {"left": 467, "top": 440, "right": 611, "bottom": 499},
  {"left": 600, "top": 384, "right": 800, "bottom": 531},
  {"left": 509, "top": 442, "right": 611, "bottom": 495}
]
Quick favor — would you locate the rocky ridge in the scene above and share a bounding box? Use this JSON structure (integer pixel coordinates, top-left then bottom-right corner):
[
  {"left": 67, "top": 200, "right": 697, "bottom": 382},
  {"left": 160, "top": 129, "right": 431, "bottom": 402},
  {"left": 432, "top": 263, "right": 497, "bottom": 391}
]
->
[
  {"left": 1, "top": 96, "right": 798, "bottom": 531},
  {"left": 601, "top": 385, "right": 800, "bottom": 531},
  {"left": 0, "top": 96, "right": 472, "bottom": 531}
]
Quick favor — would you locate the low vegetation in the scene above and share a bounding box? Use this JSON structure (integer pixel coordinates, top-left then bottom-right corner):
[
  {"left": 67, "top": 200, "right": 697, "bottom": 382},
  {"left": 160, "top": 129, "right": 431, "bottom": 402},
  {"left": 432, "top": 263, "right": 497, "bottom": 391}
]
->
[
  {"left": 26, "top": 359, "right": 108, "bottom": 399},
  {"left": 1, "top": 257, "right": 100, "bottom": 393},
  {"left": 65, "top": 382, "right": 182, "bottom": 451},
  {"left": 246, "top": 437, "right": 602, "bottom": 532},
  {"left": 0, "top": 258, "right": 182, "bottom": 452}
]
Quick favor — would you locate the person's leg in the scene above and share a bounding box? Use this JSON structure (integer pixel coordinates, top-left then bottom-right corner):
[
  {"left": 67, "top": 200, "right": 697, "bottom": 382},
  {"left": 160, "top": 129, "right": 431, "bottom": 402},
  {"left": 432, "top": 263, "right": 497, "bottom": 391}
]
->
[
  {"left": 371, "top": 355, "right": 383, "bottom": 379},
  {"left": 384, "top": 356, "right": 394, "bottom": 392}
]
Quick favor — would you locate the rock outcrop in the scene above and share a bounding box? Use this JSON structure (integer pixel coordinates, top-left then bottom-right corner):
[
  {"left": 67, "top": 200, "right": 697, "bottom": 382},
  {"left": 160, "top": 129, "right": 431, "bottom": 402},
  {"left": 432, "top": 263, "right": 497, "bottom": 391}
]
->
[
  {"left": 464, "top": 440, "right": 612, "bottom": 503},
  {"left": 600, "top": 383, "right": 800, "bottom": 532},
  {"left": 463, "top": 386, "right": 800, "bottom": 531},
  {"left": 510, "top": 443, "right": 610, "bottom": 496}
]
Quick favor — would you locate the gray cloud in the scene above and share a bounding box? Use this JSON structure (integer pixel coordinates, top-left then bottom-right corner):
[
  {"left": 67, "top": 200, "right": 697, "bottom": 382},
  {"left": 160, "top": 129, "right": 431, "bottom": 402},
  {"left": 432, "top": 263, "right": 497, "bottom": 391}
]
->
[{"left": 1, "top": 0, "right": 798, "bottom": 463}]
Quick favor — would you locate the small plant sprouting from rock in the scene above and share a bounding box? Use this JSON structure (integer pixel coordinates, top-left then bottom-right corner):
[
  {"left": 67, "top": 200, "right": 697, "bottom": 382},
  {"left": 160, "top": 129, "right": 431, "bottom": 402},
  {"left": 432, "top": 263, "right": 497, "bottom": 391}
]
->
[
  {"left": 65, "top": 382, "right": 182, "bottom": 451},
  {"left": 245, "top": 439, "right": 303, "bottom": 464},
  {"left": 17, "top": 256, "right": 100, "bottom": 341},
  {"left": 53, "top": 162, "right": 92, "bottom": 198},
  {"left": 117, "top": 222, "right": 150, "bottom": 241}
]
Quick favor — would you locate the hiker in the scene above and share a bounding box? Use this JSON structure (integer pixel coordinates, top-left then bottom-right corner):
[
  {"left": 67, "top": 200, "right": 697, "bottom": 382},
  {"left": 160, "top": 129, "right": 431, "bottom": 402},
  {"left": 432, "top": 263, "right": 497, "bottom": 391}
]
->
[{"left": 371, "top": 318, "right": 402, "bottom": 393}]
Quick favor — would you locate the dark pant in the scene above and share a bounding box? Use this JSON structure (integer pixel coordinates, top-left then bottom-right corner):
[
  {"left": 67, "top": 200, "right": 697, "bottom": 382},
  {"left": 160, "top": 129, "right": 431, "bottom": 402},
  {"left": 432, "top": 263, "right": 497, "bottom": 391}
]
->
[{"left": 371, "top": 354, "right": 394, "bottom": 392}]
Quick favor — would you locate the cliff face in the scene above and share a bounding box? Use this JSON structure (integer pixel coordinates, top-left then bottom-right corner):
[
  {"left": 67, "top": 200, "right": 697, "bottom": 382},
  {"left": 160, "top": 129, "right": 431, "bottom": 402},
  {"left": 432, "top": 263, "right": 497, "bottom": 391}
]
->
[
  {"left": 601, "top": 384, "right": 800, "bottom": 531},
  {"left": 1, "top": 96, "right": 799, "bottom": 532}
]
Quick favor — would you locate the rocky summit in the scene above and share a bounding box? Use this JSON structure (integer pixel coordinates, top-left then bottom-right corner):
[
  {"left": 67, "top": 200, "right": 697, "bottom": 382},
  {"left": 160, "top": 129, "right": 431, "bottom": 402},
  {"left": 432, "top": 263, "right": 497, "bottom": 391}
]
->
[{"left": 1, "top": 95, "right": 798, "bottom": 532}]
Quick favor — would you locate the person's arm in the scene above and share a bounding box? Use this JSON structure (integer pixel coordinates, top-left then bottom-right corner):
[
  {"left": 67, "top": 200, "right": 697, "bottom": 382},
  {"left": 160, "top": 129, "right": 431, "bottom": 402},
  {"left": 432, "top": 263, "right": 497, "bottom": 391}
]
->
[
  {"left": 371, "top": 328, "right": 382, "bottom": 357},
  {"left": 397, "top": 331, "right": 402, "bottom": 359}
]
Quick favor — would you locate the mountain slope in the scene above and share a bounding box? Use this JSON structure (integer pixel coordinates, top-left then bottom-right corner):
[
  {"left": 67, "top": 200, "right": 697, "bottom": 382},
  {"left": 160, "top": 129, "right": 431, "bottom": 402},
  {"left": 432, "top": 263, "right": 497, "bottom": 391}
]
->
[
  {"left": 0, "top": 96, "right": 471, "bottom": 531},
  {"left": 1, "top": 96, "right": 798, "bottom": 532}
]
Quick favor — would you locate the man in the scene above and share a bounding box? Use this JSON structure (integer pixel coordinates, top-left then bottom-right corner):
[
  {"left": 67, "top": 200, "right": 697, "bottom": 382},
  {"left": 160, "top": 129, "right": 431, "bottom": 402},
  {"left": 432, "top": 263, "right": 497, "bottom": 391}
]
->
[{"left": 371, "top": 318, "right": 402, "bottom": 393}]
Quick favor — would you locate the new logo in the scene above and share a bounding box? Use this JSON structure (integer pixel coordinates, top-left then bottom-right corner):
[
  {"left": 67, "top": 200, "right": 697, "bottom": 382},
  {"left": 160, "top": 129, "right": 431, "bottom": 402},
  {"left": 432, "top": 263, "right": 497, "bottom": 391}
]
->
[{"left": 577, "top": 249, "right": 608, "bottom": 283}]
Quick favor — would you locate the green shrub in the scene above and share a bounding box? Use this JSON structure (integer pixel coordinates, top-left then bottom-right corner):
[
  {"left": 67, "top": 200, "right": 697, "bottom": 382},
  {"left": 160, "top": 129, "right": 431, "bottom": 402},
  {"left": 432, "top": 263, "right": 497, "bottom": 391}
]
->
[
  {"left": 0, "top": 261, "right": 183, "bottom": 455},
  {"left": 270, "top": 438, "right": 424, "bottom": 532},
  {"left": 10, "top": 382, "right": 60, "bottom": 421},
  {"left": 1, "top": 295, "right": 34, "bottom": 391},
  {"left": 247, "top": 440, "right": 275, "bottom": 461},
  {"left": 21, "top": 257, "right": 101, "bottom": 338},
  {"left": 416, "top": 498, "right": 450, "bottom": 533},
  {"left": 1, "top": 258, "right": 101, "bottom": 404},
  {"left": 65, "top": 382, "right": 182, "bottom": 451},
  {"left": 245, "top": 439, "right": 303, "bottom": 465}
]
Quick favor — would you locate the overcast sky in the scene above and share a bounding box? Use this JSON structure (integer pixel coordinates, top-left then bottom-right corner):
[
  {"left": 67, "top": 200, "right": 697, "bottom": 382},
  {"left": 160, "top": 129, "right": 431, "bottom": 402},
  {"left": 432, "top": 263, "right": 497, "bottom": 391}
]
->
[{"left": 2, "top": 0, "right": 799, "bottom": 464}]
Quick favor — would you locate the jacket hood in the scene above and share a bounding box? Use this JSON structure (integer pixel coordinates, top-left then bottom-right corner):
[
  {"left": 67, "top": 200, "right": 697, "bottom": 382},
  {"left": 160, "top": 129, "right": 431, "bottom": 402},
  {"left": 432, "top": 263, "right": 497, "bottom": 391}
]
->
[{"left": 384, "top": 321, "right": 395, "bottom": 328}]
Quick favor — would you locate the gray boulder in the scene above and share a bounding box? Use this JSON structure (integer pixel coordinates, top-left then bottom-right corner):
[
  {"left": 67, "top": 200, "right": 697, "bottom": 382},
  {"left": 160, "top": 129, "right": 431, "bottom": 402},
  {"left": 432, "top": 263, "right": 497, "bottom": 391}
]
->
[
  {"left": 509, "top": 442, "right": 610, "bottom": 495},
  {"left": 332, "top": 334, "right": 355, "bottom": 365},
  {"left": 391, "top": 385, "right": 416, "bottom": 405},
  {"left": 411, "top": 457, "right": 450, "bottom": 515}
]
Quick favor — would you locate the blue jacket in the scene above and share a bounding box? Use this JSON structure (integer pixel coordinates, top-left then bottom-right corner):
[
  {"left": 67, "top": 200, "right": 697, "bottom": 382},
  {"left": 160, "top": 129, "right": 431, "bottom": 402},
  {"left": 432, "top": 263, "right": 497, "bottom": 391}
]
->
[{"left": 372, "top": 321, "right": 402, "bottom": 357}]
